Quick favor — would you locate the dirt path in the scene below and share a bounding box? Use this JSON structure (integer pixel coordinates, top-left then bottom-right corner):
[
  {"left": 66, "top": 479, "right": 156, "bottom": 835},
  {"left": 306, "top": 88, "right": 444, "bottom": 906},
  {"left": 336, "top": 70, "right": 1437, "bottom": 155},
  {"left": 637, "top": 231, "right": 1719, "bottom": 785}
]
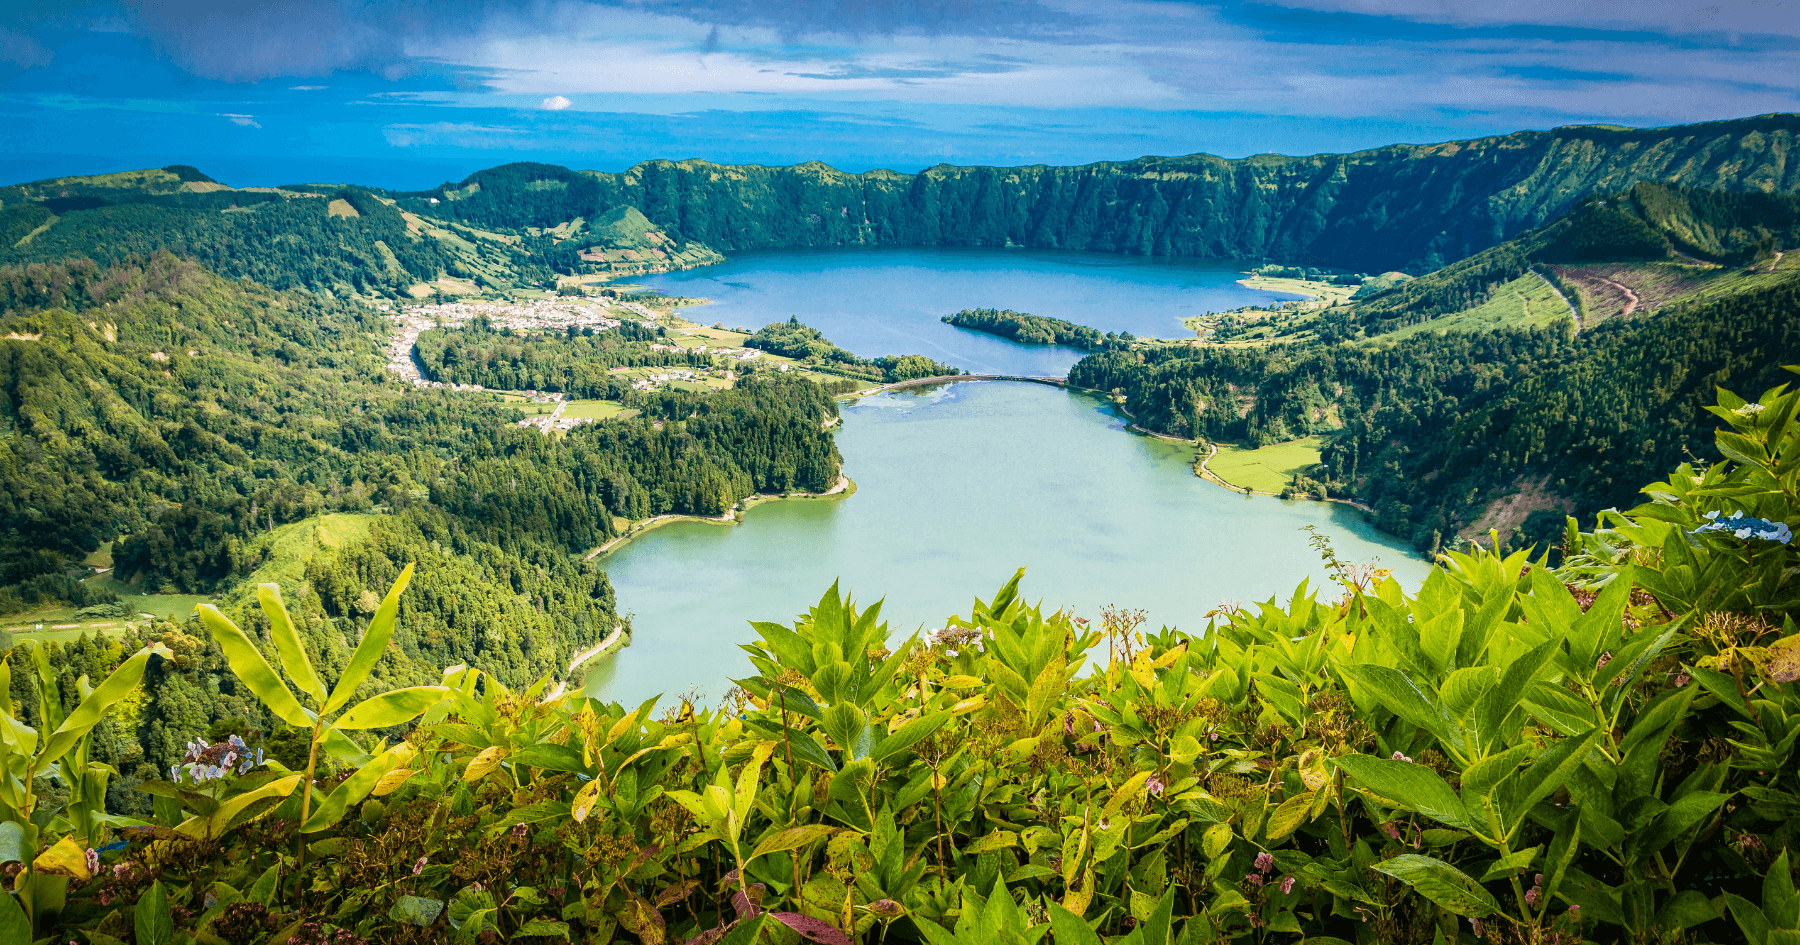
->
[
  {"left": 542, "top": 624, "right": 626, "bottom": 701},
  {"left": 1596, "top": 276, "right": 1639, "bottom": 317}
]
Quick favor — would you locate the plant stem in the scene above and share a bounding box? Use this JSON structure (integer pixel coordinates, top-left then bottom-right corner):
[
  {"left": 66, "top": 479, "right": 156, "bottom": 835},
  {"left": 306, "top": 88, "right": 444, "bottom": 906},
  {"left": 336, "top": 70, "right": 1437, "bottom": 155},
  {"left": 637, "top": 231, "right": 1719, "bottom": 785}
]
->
[{"left": 296, "top": 717, "right": 324, "bottom": 883}]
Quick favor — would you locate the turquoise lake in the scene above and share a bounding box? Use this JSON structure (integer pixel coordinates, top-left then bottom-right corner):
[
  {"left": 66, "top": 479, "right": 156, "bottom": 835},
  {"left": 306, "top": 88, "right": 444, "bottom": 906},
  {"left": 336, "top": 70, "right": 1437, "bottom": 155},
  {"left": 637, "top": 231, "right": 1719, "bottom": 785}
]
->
[
  {"left": 583, "top": 382, "right": 1429, "bottom": 708},
  {"left": 640, "top": 248, "right": 1305, "bottom": 377}
]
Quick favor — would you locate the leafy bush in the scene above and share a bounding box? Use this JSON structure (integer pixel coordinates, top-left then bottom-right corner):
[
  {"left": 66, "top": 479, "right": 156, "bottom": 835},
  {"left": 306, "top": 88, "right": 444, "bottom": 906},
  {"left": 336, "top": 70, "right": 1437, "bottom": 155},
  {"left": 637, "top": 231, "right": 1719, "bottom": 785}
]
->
[{"left": 10, "top": 379, "right": 1800, "bottom": 943}]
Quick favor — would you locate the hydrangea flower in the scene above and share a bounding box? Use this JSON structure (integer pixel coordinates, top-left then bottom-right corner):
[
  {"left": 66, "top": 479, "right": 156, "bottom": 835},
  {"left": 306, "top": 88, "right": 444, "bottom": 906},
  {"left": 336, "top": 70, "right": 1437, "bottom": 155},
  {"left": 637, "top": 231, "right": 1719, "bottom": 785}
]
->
[{"left": 1693, "top": 511, "right": 1793, "bottom": 544}]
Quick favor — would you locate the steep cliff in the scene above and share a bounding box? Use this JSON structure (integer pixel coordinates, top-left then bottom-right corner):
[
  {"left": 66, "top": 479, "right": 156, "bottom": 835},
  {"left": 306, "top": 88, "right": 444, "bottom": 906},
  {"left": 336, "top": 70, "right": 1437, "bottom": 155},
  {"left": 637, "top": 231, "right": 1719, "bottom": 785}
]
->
[{"left": 402, "top": 114, "right": 1800, "bottom": 273}]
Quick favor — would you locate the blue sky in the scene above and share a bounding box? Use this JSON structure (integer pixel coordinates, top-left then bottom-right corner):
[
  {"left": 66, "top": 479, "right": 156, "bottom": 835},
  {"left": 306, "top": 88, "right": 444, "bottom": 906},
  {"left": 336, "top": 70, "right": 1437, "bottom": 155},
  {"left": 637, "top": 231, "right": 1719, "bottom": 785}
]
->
[{"left": 3, "top": 1, "right": 1797, "bottom": 190}]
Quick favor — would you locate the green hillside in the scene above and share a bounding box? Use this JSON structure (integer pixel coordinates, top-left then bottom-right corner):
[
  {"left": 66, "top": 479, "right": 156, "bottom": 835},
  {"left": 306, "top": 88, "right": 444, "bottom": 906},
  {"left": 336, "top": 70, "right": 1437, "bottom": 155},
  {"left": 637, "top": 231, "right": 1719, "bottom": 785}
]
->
[
  {"left": 0, "top": 168, "right": 720, "bottom": 297},
  {"left": 1071, "top": 181, "right": 1800, "bottom": 553}
]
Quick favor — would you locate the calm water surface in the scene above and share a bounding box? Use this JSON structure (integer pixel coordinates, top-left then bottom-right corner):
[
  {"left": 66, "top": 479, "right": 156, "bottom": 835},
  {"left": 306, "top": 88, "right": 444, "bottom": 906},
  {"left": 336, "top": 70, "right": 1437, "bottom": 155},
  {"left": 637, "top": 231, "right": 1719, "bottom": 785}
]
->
[
  {"left": 585, "top": 382, "right": 1428, "bottom": 706},
  {"left": 640, "top": 248, "right": 1304, "bottom": 376}
]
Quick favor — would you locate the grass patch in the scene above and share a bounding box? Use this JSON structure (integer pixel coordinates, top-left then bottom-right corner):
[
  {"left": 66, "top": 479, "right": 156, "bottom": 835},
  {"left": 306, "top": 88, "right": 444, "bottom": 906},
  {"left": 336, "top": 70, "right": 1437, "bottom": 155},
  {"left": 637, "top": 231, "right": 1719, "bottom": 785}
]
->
[
  {"left": 1207, "top": 436, "right": 1324, "bottom": 493},
  {"left": 563, "top": 400, "right": 635, "bottom": 421},
  {"left": 224, "top": 513, "right": 381, "bottom": 607}
]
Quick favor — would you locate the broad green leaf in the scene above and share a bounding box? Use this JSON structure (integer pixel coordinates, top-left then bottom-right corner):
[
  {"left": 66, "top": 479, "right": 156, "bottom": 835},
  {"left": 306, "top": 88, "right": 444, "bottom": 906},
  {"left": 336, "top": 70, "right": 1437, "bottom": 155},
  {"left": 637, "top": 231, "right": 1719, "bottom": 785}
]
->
[
  {"left": 257, "top": 583, "right": 327, "bottom": 704},
  {"left": 751, "top": 824, "right": 836, "bottom": 861},
  {"left": 196, "top": 605, "right": 313, "bottom": 728},
  {"left": 302, "top": 745, "right": 415, "bottom": 833},
  {"left": 1631, "top": 791, "right": 1729, "bottom": 857},
  {"left": 335, "top": 687, "right": 449, "bottom": 730},
  {"left": 1332, "top": 754, "right": 1475, "bottom": 831},
  {"left": 1338, "top": 664, "right": 1462, "bottom": 755},
  {"left": 136, "top": 880, "right": 174, "bottom": 945},
  {"left": 1727, "top": 892, "right": 1773, "bottom": 945},
  {"left": 324, "top": 562, "right": 415, "bottom": 715},
  {"left": 1372, "top": 854, "right": 1499, "bottom": 917},
  {"left": 1202, "top": 823, "right": 1232, "bottom": 859},
  {"left": 37, "top": 644, "right": 170, "bottom": 773},
  {"left": 1025, "top": 657, "right": 1068, "bottom": 728},
  {"left": 1499, "top": 727, "right": 1599, "bottom": 826},
  {"left": 1476, "top": 635, "right": 1563, "bottom": 750},
  {"left": 1658, "top": 890, "right": 1721, "bottom": 931}
]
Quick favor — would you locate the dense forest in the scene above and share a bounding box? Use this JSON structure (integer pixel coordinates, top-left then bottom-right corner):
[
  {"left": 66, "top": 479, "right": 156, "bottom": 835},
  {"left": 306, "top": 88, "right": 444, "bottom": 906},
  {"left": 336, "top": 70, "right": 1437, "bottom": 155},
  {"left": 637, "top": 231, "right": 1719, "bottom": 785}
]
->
[
  {"left": 397, "top": 115, "right": 1800, "bottom": 272},
  {"left": 942, "top": 308, "right": 1133, "bottom": 351},
  {"left": 0, "top": 253, "right": 845, "bottom": 794},
  {"left": 411, "top": 319, "right": 693, "bottom": 399}
]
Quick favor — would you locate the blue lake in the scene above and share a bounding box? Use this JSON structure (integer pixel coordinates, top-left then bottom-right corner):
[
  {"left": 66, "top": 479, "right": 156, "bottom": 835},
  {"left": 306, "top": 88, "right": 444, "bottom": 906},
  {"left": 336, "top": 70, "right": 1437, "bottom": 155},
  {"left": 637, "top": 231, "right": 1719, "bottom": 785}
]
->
[{"left": 640, "top": 248, "right": 1304, "bottom": 376}]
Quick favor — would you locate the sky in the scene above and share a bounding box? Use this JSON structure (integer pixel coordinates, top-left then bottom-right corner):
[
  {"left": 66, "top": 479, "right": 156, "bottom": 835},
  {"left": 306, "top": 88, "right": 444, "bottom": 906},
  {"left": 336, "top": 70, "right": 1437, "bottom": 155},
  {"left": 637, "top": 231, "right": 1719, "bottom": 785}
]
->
[{"left": 2, "top": 1, "right": 1797, "bottom": 190}]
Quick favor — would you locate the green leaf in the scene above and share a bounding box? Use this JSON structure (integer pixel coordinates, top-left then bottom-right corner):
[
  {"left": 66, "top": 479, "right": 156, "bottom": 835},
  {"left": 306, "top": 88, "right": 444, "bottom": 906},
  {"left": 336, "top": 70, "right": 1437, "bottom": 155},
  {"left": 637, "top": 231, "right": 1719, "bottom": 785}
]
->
[
  {"left": 1476, "top": 635, "right": 1563, "bottom": 750},
  {"left": 1332, "top": 754, "right": 1474, "bottom": 831},
  {"left": 1768, "top": 849, "right": 1799, "bottom": 928},
  {"left": 196, "top": 604, "right": 313, "bottom": 728},
  {"left": 870, "top": 710, "right": 950, "bottom": 766},
  {"left": 389, "top": 895, "right": 446, "bottom": 927},
  {"left": 0, "top": 881, "right": 28, "bottom": 945},
  {"left": 1202, "top": 823, "right": 1232, "bottom": 859},
  {"left": 1658, "top": 890, "right": 1721, "bottom": 931},
  {"left": 324, "top": 562, "right": 415, "bottom": 715},
  {"left": 302, "top": 746, "right": 414, "bottom": 833},
  {"left": 1372, "top": 854, "right": 1499, "bottom": 917},
  {"left": 1478, "top": 846, "right": 1539, "bottom": 881},
  {"left": 1048, "top": 902, "right": 1105, "bottom": 945},
  {"left": 334, "top": 687, "right": 449, "bottom": 730},
  {"left": 1727, "top": 892, "right": 1773, "bottom": 945},
  {"left": 0, "top": 821, "right": 24, "bottom": 865},
  {"left": 37, "top": 644, "right": 168, "bottom": 773},
  {"left": 1025, "top": 658, "right": 1068, "bottom": 728},
  {"left": 257, "top": 583, "right": 327, "bottom": 705},
  {"left": 136, "top": 880, "right": 174, "bottom": 945},
  {"left": 720, "top": 915, "right": 769, "bottom": 945},
  {"left": 751, "top": 824, "right": 836, "bottom": 861},
  {"left": 1632, "top": 791, "right": 1729, "bottom": 857},
  {"left": 1338, "top": 664, "right": 1462, "bottom": 755},
  {"left": 1499, "top": 727, "right": 1600, "bottom": 825}
]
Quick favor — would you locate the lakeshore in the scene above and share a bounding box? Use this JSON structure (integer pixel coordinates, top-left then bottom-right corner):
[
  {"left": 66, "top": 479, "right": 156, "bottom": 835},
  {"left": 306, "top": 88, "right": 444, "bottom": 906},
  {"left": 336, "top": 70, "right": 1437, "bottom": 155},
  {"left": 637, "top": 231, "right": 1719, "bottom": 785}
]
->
[{"left": 586, "top": 474, "right": 856, "bottom": 560}]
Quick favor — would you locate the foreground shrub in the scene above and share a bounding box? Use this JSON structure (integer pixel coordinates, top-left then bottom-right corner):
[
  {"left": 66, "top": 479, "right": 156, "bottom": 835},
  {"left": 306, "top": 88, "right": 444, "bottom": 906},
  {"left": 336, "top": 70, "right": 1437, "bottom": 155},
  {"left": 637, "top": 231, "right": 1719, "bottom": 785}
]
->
[{"left": 9, "top": 377, "right": 1800, "bottom": 942}]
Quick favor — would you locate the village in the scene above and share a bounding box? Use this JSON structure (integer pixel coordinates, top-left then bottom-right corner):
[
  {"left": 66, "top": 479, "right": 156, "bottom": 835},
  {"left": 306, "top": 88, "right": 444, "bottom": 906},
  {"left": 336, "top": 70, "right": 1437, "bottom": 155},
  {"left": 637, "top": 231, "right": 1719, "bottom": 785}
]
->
[{"left": 376, "top": 295, "right": 783, "bottom": 433}]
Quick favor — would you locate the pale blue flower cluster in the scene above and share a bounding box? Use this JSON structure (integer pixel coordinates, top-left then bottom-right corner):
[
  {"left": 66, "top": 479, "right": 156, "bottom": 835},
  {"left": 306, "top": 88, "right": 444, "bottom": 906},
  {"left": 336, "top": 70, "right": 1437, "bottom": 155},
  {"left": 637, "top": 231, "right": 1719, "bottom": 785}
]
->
[
  {"left": 1692, "top": 511, "right": 1794, "bottom": 543},
  {"left": 169, "top": 734, "right": 263, "bottom": 783}
]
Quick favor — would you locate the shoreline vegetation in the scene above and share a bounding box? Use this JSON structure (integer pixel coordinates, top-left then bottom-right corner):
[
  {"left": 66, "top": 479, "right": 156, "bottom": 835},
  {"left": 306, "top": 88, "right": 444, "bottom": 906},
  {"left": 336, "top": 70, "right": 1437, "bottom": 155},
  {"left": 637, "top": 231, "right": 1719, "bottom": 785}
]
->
[{"left": 585, "top": 473, "right": 856, "bottom": 560}]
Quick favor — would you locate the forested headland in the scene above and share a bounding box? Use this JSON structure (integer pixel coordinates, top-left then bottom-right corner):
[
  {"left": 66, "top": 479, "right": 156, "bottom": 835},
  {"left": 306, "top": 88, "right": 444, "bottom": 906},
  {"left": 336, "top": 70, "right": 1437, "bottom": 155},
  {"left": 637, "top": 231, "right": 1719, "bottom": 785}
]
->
[{"left": 942, "top": 308, "right": 1134, "bottom": 350}]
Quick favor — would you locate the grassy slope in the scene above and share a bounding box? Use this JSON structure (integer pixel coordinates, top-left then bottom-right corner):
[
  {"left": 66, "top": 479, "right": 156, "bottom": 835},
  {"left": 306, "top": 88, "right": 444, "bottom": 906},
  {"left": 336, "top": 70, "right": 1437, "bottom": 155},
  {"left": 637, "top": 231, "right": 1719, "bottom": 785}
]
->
[{"left": 1374, "top": 272, "right": 1574, "bottom": 342}]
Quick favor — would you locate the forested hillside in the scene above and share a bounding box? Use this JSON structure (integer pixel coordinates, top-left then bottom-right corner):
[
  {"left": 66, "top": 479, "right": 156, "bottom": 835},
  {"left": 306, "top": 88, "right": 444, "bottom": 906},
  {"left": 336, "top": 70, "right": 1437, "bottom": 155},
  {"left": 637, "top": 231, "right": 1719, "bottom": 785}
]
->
[
  {"left": 1073, "top": 181, "right": 1800, "bottom": 553},
  {"left": 400, "top": 114, "right": 1800, "bottom": 273},
  {"left": 0, "top": 253, "right": 846, "bottom": 796}
]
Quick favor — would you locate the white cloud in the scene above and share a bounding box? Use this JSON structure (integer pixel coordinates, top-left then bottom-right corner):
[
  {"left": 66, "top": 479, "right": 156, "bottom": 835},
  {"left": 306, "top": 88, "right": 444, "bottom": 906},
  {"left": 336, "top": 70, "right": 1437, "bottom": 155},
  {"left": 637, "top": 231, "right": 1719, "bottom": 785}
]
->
[
  {"left": 540, "top": 94, "right": 573, "bottom": 110},
  {"left": 290, "top": 85, "right": 327, "bottom": 90},
  {"left": 219, "top": 113, "right": 261, "bottom": 128}
]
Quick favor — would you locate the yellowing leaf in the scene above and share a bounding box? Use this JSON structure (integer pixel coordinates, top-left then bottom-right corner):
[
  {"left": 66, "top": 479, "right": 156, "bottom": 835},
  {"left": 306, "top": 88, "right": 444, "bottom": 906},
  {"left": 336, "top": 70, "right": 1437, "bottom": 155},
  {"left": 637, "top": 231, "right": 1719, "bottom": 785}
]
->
[
  {"left": 572, "top": 777, "right": 607, "bottom": 823},
  {"left": 1264, "top": 792, "right": 1314, "bottom": 842},
  {"left": 463, "top": 746, "right": 510, "bottom": 782},
  {"left": 33, "top": 836, "right": 91, "bottom": 880},
  {"left": 371, "top": 768, "right": 418, "bottom": 797},
  {"left": 951, "top": 695, "right": 986, "bottom": 714},
  {"left": 943, "top": 675, "right": 986, "bottom": 688}
]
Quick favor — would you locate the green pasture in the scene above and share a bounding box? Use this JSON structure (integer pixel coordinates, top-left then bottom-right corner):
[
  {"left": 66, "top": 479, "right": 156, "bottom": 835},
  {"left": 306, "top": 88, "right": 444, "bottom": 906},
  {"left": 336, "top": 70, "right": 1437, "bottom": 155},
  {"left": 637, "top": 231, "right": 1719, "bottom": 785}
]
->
[{"left": 1207, "top": 436, "right": 1324, "bottom": 493}]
